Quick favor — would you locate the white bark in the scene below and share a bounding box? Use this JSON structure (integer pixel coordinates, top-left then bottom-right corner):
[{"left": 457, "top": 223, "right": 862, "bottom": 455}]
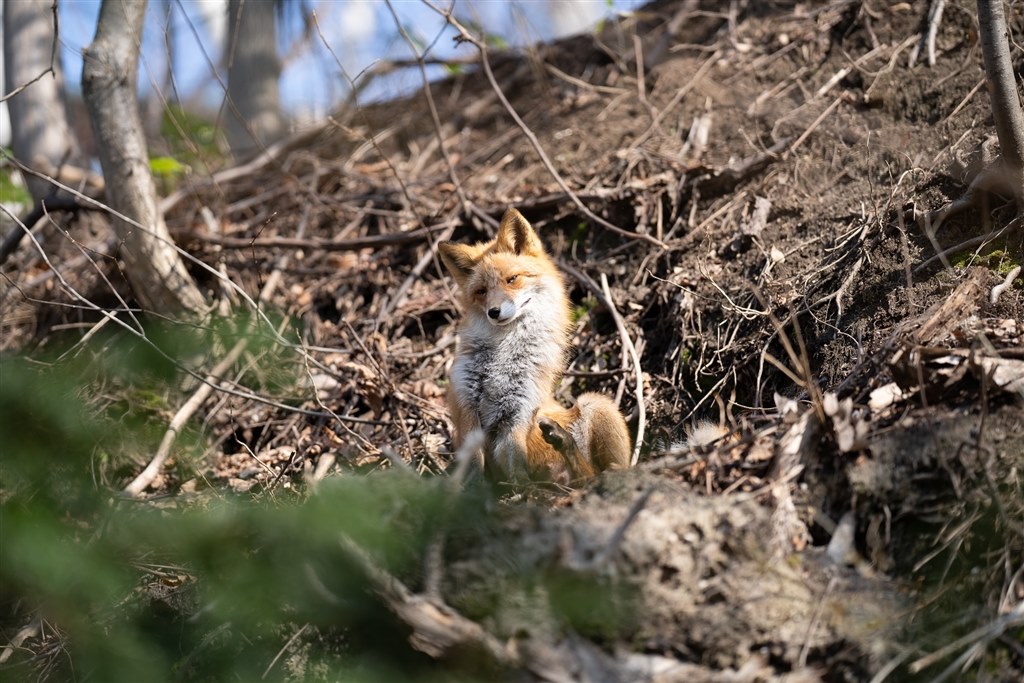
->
[
  {"left": 225, "top": 0, "right": 285, "bottom": 158},
  {"left": 3, "top": 0, "right": 83, "bottom": 203},
  {"left": 977, "top": 0, "right": 1024, "bottom": 200},
  {"left": 82, "top": 0, "right": 206, "bottom": 316}
]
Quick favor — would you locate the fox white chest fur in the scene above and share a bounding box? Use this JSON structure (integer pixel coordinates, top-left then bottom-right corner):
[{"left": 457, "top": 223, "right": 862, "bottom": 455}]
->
[{"left": 451, "top": 288, "right": 566, "bottom": 436}]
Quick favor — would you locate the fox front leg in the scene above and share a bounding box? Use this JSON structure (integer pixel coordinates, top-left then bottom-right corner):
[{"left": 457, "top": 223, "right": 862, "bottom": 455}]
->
[{"left": 488, "top": 430, "right": 531, "bottom": 484}]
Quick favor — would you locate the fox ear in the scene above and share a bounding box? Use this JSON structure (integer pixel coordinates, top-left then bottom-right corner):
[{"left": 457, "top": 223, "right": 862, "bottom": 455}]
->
[
  {"left": 438, "top": 242, "right": 476, "bottom": 286},
  {"left": 494, "top": 208, "right": 544, "bottom": 256}
]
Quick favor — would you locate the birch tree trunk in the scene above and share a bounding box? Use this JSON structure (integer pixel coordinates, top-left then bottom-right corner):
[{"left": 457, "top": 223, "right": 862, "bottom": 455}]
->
[
  {"left": 225, "top": 0, "right": 285, "bottom": 158},
  {"left": 977, "top": 0, "right": 1024, "bottom": 202},
  {"left": 3, "top": 0, "right": 84, "bottom": 203},
  {"left": 82, "top": 0, "right": 206, "bottom": 316}
]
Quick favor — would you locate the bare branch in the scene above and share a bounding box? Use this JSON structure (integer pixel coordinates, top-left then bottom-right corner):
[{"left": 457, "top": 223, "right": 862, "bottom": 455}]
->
[
  {"left": 0, "top": 0, "right": 57, "bottom": 104},
  {"left": 180, "top": 220, "right": 456, "bottom": 252},
  {"left": 123, "top": 207, "right": 335, "bottom": 497},
  {"left": 421, "top": 0, "right": 666, "bottom": 249}
]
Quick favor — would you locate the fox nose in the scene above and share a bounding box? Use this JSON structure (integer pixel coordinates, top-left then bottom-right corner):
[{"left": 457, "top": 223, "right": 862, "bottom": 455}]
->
[{"left": 488, "top": 307, "right": 500, "bottom": 320}]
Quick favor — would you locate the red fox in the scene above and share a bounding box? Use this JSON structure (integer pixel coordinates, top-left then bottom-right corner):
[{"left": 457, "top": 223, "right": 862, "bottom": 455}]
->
[{"left": 438, "top": 208, "right": 632, "bottom": 484}]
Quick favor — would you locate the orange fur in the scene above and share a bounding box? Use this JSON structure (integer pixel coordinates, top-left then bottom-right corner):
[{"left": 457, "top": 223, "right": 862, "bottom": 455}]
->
[{"left": 439, "top": 208, "right": 632, "bottom": 484}]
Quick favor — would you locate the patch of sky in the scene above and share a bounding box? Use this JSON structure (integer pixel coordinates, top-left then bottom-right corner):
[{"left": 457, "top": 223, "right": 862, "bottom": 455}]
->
[{"left": 50, "top": 0, "right": 647, "bottom": 122}]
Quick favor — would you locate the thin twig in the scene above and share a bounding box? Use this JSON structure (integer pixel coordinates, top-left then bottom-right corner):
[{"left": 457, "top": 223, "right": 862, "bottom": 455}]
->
[
  {"left": 262, "top": 624, "right": 310, "bottom": 680},
  {"left": 633, "top": 34, "right": 650, "bottom": 112},
  {"left": 592, "top": 489, "right": 652, "bottom": 567},
  {"left": 421, "top": 0, "right": 665, "bottom": 249},
  {"left": 601, "top": 273, "right": 646, "bottom": 466},
  {"left": 909, "top": 0, "right": 946, "bottom": 68},
  {"left": 786, "top": 96, "right": 843, "bottom": 157},
  {"left": 559, "top": 261, "right": 646, "bottom": 464},
  {"left": 124, "top": 208, "right": 311, "bottom": 497},
  {"left": 909, "top": 602, "right": 1024, "bottom": 674},
  {"left": 0, "top": 197, "right": 90, "bottom": 266},
  {"left": 914, "top": 221, "right": 1016, "bottom": 273},
  {"left": 123, "top": 337, "right": 249, "bottom": 497},
  {"left": 798, "top": 577, "right": 837, "bottom": 668},
  {"left": 941, "top": 78, "right": 984, "bottom": 123},
  {"left": 180, "top": 221, "right": 453, "bottom": 251},
  {"left": 379, "top": 1, "right": 482, "bottom": 227},
  {"left": 627, "top": 51, "right": 719, "bottom": 155},
  {"left": 0, "top": 2, "right": 59, "bottom": 104}
]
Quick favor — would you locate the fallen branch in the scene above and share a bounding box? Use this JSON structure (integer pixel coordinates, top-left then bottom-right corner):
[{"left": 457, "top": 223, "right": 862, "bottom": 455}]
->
[
  {"left": 123, "top": 337, "right": 249, "bottom": 497},
  {"left": 124, "top": 208, "right": 310, "bottom": 497},
  {"left": 179, "top": 220, "right": 454, "bottom": 252},
  {"left": 990, "top": 265, "right": 1021, "bottom": 304},
  {"left": 908, "top": 0, "right": 946, "bottom": 68},
  {"left": 0, "top": 616, "right": 41, "bottom": 664},
  {"left": 695, "top": 136, "right": 791, "bottom": 197},
  {"left": 337, "top": 532, "right": 516, "bottom": 666}
]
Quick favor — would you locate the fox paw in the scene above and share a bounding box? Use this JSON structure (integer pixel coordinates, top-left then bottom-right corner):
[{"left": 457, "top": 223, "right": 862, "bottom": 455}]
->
[
  {"left": 539, "top": 417, "right": 593, "bottom": 482},
  {"left": 538, "top": 417, "right": 570, "bottom": 452}
]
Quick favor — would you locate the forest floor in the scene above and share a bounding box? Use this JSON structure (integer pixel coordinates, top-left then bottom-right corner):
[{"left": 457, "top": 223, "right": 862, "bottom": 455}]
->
[{"left": 2, "top": 1, "right": 1023, "bottom": 681}]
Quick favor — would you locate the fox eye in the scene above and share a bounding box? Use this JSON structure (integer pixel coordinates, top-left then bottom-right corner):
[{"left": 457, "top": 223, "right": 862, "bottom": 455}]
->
[
  {"left": 474, "top": 287, "right": 486, "bottom": 297},
  {"left": 506, "top": 275, "right": 518, "bottom": 284}
]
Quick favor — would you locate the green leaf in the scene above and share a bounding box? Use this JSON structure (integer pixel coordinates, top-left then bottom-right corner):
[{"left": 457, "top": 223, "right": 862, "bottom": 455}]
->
[{"left": 149, "top": 155, "right": 186, "bottom": 177}]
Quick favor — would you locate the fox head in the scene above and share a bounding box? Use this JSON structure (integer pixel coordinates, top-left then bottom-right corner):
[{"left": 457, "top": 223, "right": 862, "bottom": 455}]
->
[{"left": 439, "top": 208, "right": 565, "bottom": 327}]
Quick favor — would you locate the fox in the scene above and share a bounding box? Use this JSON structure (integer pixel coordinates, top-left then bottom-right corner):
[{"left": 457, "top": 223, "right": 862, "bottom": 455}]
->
[{"left": 438, "top": 208, "right": 632, "bottom": 485}]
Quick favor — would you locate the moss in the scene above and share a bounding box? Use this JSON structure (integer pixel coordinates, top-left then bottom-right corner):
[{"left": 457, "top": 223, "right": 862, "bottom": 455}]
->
[{"left": 951, "top": 248, "right": 1022, "bottom": 277}]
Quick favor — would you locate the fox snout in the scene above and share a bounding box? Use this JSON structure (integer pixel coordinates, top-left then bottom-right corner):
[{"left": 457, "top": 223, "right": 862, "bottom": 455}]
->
[{"left": 486, "top": 297, "right": 530, "bottom": 325}]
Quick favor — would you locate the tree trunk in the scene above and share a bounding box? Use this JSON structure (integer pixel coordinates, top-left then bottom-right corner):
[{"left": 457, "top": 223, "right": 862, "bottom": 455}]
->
[
  {"left": 82, "top": 0, "right": 206, "bottom": 316},
  {"left": 977, "top": 0, "right": 1024, "bottom": 201},
  {"left": 225, "top": 0, "right": 285, "bottom": 159},
  {"left": 3, "top": 0, "right": 84, "bottom": 203}
]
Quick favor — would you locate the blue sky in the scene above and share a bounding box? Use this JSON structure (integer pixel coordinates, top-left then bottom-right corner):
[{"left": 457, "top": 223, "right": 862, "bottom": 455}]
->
[{"left": 49, "top": 0, "right": 646, "bottom": 122}]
